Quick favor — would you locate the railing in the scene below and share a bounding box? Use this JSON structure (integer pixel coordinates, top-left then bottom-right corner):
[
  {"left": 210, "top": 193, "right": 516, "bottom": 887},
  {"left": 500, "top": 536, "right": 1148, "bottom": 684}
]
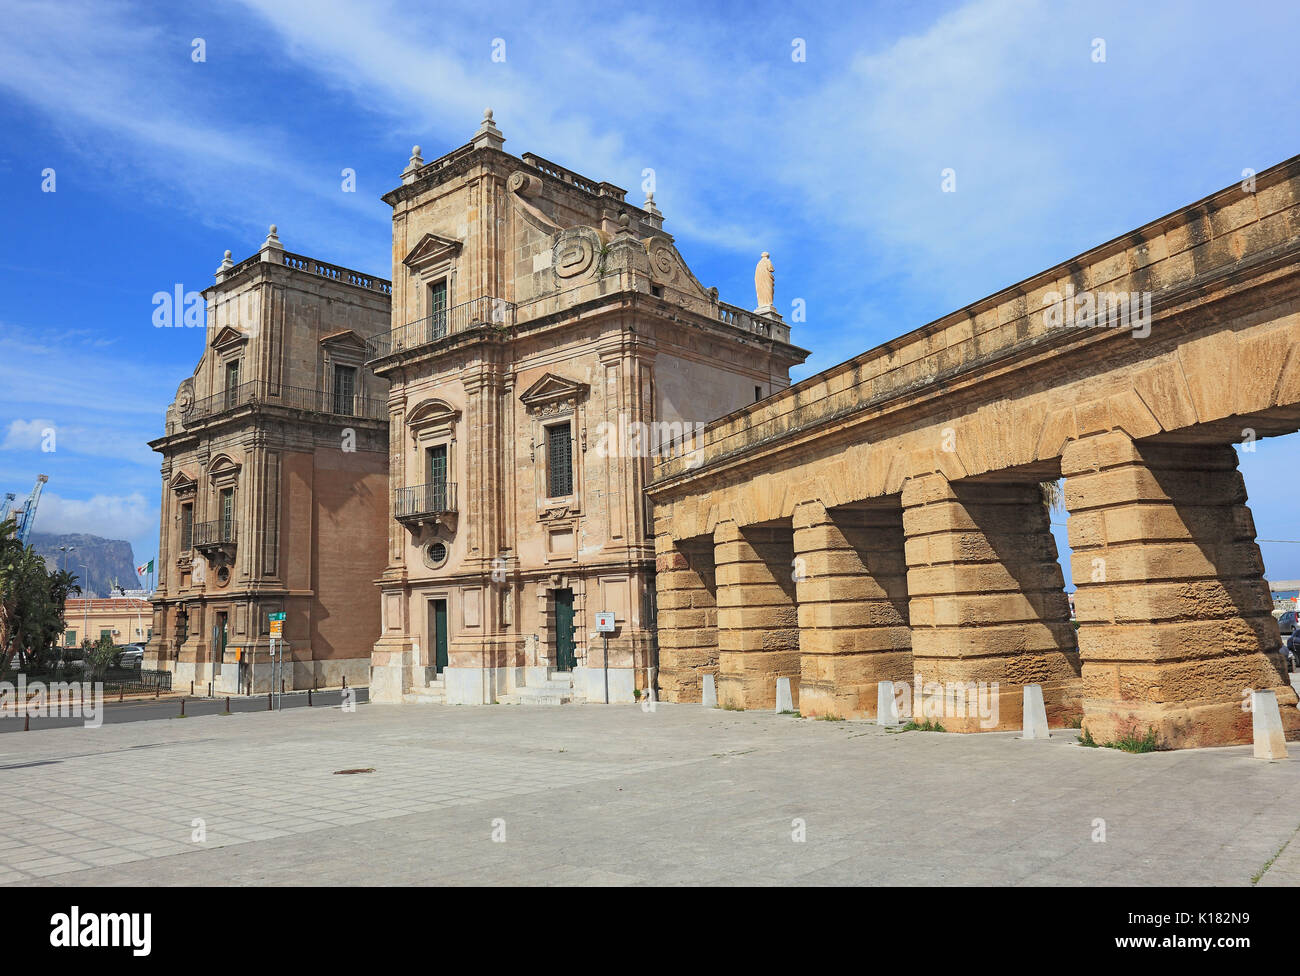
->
[
  {"left": 394, "top": 482, "right": 457, "bottom": 521},
  {"left": 281, "top": 252, "right": 392, "bottom": 295},
  {"left": 366, "top": 296, "right": 516, "bottom": 361},
  {"left": 715, "top": 300, "right": 773, "bottom": 337},
  {"left": 193, "top": 519, "right": 237, "bottom": 548},
  {"left": 182, "top": 380, "right": 387, "bottom": 426}
]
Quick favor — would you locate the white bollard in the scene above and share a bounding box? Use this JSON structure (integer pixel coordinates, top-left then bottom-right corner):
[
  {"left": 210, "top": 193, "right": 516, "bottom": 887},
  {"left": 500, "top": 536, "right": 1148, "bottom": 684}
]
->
[
  {"left": 877, "top": 680, "right": 900, "bottom": 727},
  {"left": 1022, "top": 684, "right": 1050, "bottom": 740},
  {"left": 775, "top": 676, "right": 795, "bottom": 714},
  {"left": 701, "top": 673, "right": 718, "bottom": 709},
  {"left": 1252, "top": 690, "right": 1289, "bottom": 760}
]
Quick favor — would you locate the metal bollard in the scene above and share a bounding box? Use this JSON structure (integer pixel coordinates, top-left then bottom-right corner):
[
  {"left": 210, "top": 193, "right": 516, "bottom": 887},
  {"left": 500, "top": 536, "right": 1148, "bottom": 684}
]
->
[
  {"left": 190, "top": 681, "right": 193, "bottom": 695},
  {"left": 225, "top": 696, "right": 230, "bottom": 713},
  {"left": 342, "top": 675, "right": 348, "bottom": 691},
  {"left": 208, "top": 681, "right": 212, "bottom": 698},
  {"left": 308, "top": 688, "right": 313, "bottom": 707},
  {"left": 119, "top": 686, "right": 124, "bottom": 703},
  {"left": 267, "top": 692, "right": 272, "bottom": 711},
  {"left": 180, "top": 698, "right": 185, "bottom": 717},
  {"left": 24, "top": 713, "right": 29, "bottom": 732}
]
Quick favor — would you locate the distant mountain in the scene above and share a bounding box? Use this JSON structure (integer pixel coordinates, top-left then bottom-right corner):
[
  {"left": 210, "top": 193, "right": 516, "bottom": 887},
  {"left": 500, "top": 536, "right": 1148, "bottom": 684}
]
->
[{"left": 28, "top": 533, "right": 141, "bottom": 598}]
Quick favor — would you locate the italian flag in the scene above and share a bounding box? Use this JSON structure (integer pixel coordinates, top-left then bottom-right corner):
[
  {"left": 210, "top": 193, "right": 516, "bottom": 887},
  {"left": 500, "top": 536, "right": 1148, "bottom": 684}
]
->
[{"left": 137, "top": 559, "right": 154, "bottom": 576}]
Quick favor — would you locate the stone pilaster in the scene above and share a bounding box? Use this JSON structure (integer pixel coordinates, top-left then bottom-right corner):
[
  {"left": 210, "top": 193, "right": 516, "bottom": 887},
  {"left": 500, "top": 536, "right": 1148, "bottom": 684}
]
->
[
  {"left": 714, "top": 520, "right": 800, "bottom": 709},
  {"left": 902, "top": 472, "right": 1081, "bottom": 731},
  {"left": 1061, "top": 431, "right": 1299, "bottom": 748},
  {"left": 654, "top": 534, "right": 718, "bottom": 702},
  {"left": 792, "top": 500, "right": 912, "bottom": 719}
]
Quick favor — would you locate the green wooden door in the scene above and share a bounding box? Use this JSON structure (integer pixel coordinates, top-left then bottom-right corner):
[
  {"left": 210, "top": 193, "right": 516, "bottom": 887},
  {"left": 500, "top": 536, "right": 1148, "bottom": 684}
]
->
[
  {"left": 432, "top": 599, "right": 448, "bottom": 673},
  {"left": 554, "top": 589, "right": 576, "bottom": 671}
]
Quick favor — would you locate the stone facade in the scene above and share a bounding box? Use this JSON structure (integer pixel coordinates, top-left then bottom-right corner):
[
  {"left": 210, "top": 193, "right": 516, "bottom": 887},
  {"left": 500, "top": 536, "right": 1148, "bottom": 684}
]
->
[
  {"left": 649, "top": 154, "right": 1300, "bottom": 749},
  {"left": 146, "top": 230, "right": 392, "bottom": 693},
  {"left": 62, "top": 598, "right": 153, "bottom": 648},
  {"left": 369, "top": 113, "right": 806, "bottom": 704}
]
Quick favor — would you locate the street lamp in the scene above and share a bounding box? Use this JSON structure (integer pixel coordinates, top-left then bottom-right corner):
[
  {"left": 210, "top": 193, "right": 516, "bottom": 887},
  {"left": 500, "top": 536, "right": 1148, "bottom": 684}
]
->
[{"left": 58, "top": 544, "right": 75, "bottom": 572}]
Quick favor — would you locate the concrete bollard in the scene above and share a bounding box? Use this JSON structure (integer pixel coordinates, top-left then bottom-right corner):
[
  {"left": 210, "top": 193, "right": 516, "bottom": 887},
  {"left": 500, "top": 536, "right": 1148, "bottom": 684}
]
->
[
  {"left": 702, "top": 673, "right": 718, "bottom": 709},
  {"left": 775, "top": 676, "right": 795, "bottom": 714},
  {"left": 1022, "top": 684, "right": 1050, "bottom": 740},
  {"left": 877, "top": 681, "right": 900, "bottom": 727},
  {"left": 1252, "top": 690, "right": 1289, "bottom": 760}
]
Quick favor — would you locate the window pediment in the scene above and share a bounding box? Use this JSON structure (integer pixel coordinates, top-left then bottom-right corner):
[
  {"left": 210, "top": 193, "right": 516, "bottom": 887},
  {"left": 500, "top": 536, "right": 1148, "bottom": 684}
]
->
[
  {"left": 211, "top": 326, "right": 250, "bottom": 351},
  {"left": 407, "top": 398, "right": 460, "bottom": 442},
  {"left": 319, "top": 329, "right": 368, "bottom": 352},
  {"left": 169, "top": 470, "right": 198, "bottom": 495},
  {"left": 403, "top": 233, "right": 463, "bottom": 271},
  {"left": 520, "top": 373, "right": 588, "bottom": 416}
]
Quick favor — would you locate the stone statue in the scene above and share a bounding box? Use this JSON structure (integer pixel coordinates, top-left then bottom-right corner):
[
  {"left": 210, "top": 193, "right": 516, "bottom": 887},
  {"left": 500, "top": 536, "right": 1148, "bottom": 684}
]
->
[{"left": 755, "top": 252, "right": 774, "bottom": 309}]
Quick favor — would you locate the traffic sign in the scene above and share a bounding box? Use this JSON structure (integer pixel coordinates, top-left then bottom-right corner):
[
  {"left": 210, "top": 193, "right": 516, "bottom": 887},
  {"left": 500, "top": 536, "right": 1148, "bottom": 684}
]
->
[
  {"left": 270, "top": 620, "right": 283, "bottom": 638},
  {"left": 595, "top": 611, "right": 615, "bottom": 633},
  {"left": 268, "top": 612, "right": 286, "bottom": 621}
]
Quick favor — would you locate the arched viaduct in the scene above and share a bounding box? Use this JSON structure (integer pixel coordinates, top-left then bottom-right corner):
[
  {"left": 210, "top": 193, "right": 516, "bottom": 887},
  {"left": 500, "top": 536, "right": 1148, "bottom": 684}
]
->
[{"left": 648, "top": 156, "right": 1300, "bottom": 749}]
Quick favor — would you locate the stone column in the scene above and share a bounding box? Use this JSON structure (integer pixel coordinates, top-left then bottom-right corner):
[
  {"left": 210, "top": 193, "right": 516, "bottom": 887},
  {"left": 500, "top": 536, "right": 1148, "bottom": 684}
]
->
[
  {"left": 654, "top": 534, "right": 717, "bottom": 702},
  {"left": 902, "top": 472, "right": 1080, "bottom": 731},
  {"left": 1061, "top": 430, "right": 1299, "bottom": 748},
  {"left": 792, "top": 500, "right": 912, "bottom": 719},
  {"left": 714, "top": 520, "right": 800, "bottom": 709}
]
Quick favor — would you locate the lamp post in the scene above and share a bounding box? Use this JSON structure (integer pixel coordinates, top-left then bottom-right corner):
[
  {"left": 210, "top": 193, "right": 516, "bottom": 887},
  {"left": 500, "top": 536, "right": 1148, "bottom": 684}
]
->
[
  {"left": 79, "top": 563, "right": 90, "bottom": 647},
  {"left": 58, "top": 544, "right": 75, "bottom": 572}
]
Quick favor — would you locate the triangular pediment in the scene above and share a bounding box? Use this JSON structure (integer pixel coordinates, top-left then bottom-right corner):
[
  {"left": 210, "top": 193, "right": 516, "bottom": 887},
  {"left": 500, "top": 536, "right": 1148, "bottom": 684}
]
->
[
  {"left": 519, "top": 373, "right": 589, "bottom": 409},
  {"left": 211, "top": 325, "right": 251, "bottom": 350},
  {"left": 168, "top": 470, "right": 198, "bottom": 492},
  {"left": 402, "top": 232, "right": 463, "bottom": 270},
  {"left": 319, "top": 329, "right": 368, "bottom": 351}
]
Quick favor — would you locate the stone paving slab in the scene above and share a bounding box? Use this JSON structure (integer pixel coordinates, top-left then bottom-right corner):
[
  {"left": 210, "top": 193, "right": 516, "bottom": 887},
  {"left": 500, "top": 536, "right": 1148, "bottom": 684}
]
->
[{"left": 1, "top": 702, "right": 1298, "bottom": 886}]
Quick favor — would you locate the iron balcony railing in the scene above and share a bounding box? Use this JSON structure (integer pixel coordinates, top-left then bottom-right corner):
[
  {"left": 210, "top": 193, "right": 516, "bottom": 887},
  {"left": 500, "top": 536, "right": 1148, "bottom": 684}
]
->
[
  {"left": 193, "top": 519, "right": 237, "bottom": 548},
  {"left": 394, "top": 482, "right": 457, "bottom": 522},
  {"left": 366, "top": 296, "right": 516, "bottom": 361},
  {"left": 182, "top": 380, "right": 387, "bottom": 427}
]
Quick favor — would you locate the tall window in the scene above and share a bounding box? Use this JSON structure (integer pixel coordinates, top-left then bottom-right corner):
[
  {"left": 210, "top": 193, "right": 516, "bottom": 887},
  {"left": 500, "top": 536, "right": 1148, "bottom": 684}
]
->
[
  {"left": 65, "top": 630, "right": 77, "bottom": 647},
  {"left": 427, "top": 444, "right": 448, "bottom": 511},
  {"left": 333, "top": 364, "right": 357, "bottom": 415},
  {"left": 219, "top": 488, "right": 234, "bottom": 541},
  {"left": 428, "top": 279, "right": 448, "bottom": 339},
  {"left": 180, "top": 503, "right": 194, "bottom": 550},
  {"left": 224, "top": 360, "right": 241, "bottom": 409},
  {"left": 547, "top": 422, "right": 573, "bottom": 498}
]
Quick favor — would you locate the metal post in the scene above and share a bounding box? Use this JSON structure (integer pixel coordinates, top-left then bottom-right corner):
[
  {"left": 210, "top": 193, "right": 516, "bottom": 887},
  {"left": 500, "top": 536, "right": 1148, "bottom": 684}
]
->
[
  {"left": 603, "top": 633, "right": 610, "bottom": 704},
  {"left": 180, "top": 698, "right": 185, "bottom": 717}
]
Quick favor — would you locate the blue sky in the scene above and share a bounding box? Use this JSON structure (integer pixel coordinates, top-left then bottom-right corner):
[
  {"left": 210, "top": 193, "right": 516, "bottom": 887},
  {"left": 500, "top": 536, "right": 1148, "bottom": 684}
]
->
[{"left": 1, "top": 0, "right": 1299, "bottom": 589}]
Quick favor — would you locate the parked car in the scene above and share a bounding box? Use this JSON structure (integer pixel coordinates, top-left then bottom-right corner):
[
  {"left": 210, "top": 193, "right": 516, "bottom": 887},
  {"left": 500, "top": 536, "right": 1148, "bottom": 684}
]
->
[
  {"left": 1278, "top": 610, "right": 1298, "bottom": 635},
  {"left": 1286, "top": 629, "right": 1300, "bottom": 672},
  {"left": 115, "top": 645, "right": 144, "bottom": 670}
]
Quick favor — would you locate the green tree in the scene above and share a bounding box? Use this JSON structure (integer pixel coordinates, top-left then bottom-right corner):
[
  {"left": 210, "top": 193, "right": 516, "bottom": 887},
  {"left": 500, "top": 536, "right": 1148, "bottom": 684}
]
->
[
  {"left": 0, "top": 520, "right": 80, "bottom": 675},
  {"left": 84, "top": 634, "right": 118, "bottom": 680}
]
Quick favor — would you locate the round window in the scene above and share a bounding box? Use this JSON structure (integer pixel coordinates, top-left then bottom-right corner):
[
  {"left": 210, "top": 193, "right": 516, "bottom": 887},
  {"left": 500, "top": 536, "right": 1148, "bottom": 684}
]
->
[
  {"left": 425, "top": 541, "right": 449, "bottom": 568},
  {"left": 216, "top": 566, "right": 231, "bottom": 585}
]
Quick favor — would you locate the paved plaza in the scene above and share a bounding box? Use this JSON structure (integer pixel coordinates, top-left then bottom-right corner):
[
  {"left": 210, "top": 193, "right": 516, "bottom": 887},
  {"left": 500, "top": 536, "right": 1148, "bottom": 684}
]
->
[{"left": 2, "top": 700, "right": 1299, "bottom": 886}]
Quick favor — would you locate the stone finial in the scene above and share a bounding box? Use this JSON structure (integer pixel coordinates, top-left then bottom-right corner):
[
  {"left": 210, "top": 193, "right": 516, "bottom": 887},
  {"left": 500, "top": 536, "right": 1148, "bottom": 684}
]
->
[
  {"left": 472, "top": 107, "right": 505, "bottom": 150},
  {"left": 643, "top": 190, "right": 661, "bottom": 216},
  {"left": 402, "top": 145, "right": 425, "bottom": 183},
  {"left": 260, "top": 224, "right": 283, "bottom": 263},
  {"left": 215, "top": 248, "right": 234, "bottom": 280}
]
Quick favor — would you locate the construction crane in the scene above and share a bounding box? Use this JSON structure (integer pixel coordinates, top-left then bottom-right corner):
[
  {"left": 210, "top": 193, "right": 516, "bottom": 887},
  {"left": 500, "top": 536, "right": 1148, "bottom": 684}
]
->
[
  {"left": 0, "top": 492, "right": 14, "bottom": 525},
  {"left": 5, "top": 475, "right": 48, "bottom": 545}
]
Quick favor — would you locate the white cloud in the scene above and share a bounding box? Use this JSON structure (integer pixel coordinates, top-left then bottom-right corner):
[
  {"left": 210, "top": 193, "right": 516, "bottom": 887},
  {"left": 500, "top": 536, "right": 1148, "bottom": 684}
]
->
[{"left": 32, "top": 491, "right": 157, "bottom": 541}]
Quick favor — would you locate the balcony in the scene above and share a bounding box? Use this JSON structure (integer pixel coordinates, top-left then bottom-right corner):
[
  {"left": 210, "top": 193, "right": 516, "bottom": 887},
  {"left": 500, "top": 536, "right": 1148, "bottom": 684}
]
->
[
  {"left": 394, "top": 482, "right": 457, "bottom": 527},
  {"left": 193, "top": 519, "right": 237, "bottom": 552},
  {"left": 365, "top": 296, "right": 516, "bottom": 362},
  {"left": 181, "top": 380, "right": 387, "bottom": 428}
]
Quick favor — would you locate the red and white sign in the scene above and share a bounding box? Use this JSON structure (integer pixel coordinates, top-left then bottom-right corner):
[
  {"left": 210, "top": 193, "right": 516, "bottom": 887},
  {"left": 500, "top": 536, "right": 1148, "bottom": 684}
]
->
[{"left": 594, "top": 612, "right": 615, "bottom": 633}]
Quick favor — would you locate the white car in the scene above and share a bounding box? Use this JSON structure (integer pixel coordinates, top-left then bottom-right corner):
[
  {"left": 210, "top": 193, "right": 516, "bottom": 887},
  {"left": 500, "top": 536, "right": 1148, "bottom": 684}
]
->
[{"left": 116, "top": 645, "right": 144, "bottom": 669}]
